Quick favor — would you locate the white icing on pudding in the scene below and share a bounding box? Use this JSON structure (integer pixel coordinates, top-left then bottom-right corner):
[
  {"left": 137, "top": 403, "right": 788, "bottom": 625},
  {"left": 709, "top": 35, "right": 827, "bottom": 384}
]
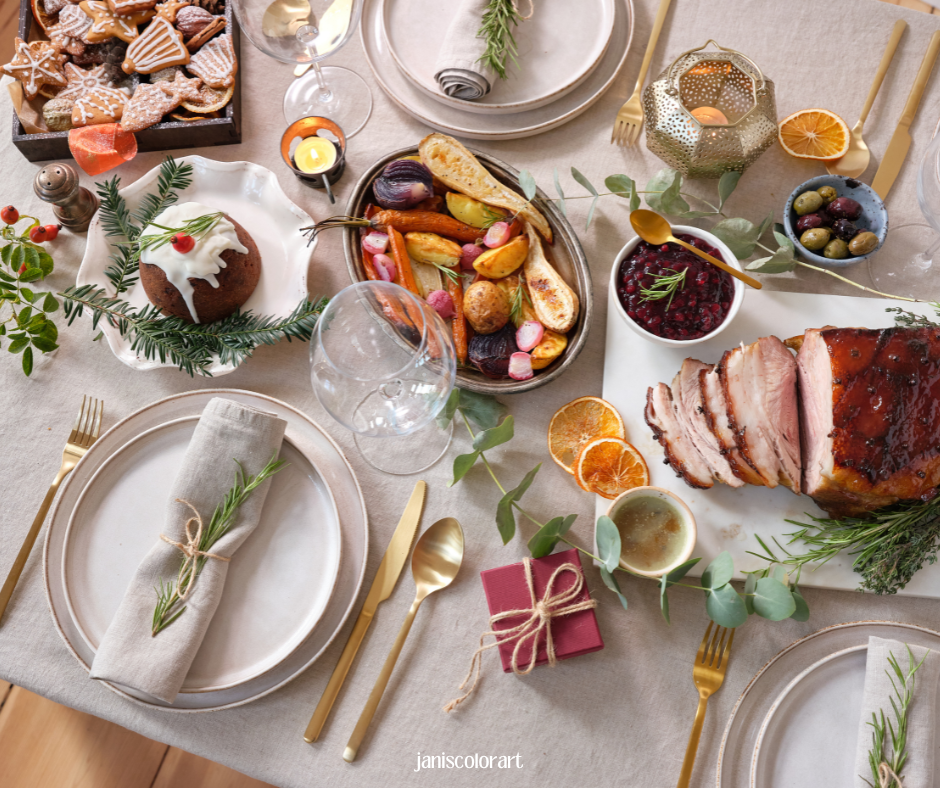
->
[{"left": 139, "top": 202, "right": 248, "bottom": 324}]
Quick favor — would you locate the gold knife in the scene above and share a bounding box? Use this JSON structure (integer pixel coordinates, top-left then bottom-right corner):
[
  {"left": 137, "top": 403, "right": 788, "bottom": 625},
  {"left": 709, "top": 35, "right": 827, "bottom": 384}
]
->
[
  {"left": 303, "top": 480, "right": 426, "bottom": 742},
  {"left": 871, "top": 30, "right": 940, "bottom": 200}
]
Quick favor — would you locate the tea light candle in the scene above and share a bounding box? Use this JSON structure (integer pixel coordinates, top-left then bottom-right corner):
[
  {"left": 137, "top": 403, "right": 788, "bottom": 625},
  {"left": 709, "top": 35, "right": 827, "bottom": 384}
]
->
[
  {"left": 690, "top": 106, "right": 729, "bottom": 125},
  {"left": 293, "top": 136, "right": 338, "bottom": 175}
]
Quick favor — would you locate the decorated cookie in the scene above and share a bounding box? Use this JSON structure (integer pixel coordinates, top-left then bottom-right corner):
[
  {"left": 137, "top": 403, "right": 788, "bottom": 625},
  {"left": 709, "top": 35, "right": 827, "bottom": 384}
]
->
[
  {"left": 123, "top": 16, "right": 189, "bottom": 74},
  {"left": 106, "top": 0, "right": 157, "bottom": 16},
  {"left": 47, "top": 3, "right": 94, "bottom": 53},
  {"left": 43, "top": 96, "right": 75, "bottom": 131},
  {"left": 72, "top": 85, "right": 130, "bottom": 126},
  {"left": 186, "top": 32, "right": 235, "bottom": 89},
  {"left": 44, "top": 0, "right": 69, "bottom": 13},
  {"left": 1, "top": 38, "right": 68, "bottom": 100},
  {"left": 154, "top": 0, "right": 190, "bottom": 22},
  {"left": 80, "top": 0, "right": 154, "bottom": 43},
  {"left": 58, "top": 62, "right": 112, "bottom": 102},
  {"left": 120, "top": 70, "right": 200, "bottom": 131},
  {"left": 184, "top": 14, "right": 224, "bottom": 52}
]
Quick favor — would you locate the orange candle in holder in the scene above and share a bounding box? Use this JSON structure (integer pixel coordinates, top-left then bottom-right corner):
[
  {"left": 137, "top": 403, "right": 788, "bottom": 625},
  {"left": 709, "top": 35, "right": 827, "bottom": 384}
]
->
[{"left": 690, "top": 106, "right": 730, "bottom": 125}]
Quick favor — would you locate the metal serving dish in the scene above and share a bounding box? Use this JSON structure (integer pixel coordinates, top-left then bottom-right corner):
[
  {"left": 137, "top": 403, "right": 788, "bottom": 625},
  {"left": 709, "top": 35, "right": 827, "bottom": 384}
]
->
[{"left": 343, "top": 146, "right": 592, "bottom": 395}]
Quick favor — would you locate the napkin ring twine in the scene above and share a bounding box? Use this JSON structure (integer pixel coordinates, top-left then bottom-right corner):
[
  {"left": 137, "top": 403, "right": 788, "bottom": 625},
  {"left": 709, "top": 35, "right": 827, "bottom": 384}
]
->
[
  {"left": 443, "top": 558, "right": 596, "bottom": 713},
  {"left": 878, "top": 763, "right": 904, "bottom": 788},
  {"left": 160, "top": 499, "right": 230, "bottom": 601}
]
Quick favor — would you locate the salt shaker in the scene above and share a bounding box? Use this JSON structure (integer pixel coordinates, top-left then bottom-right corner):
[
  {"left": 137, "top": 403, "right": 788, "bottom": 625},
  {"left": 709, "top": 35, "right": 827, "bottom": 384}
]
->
[{"left": 32, "top": 162, "right": 98, "bottom": 232}]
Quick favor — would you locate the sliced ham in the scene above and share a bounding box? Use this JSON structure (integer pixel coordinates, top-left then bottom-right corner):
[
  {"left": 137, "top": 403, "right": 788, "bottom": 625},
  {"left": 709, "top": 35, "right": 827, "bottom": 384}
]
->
[{"left": 645, "top": 382, "right": 714, "bottom": 489}]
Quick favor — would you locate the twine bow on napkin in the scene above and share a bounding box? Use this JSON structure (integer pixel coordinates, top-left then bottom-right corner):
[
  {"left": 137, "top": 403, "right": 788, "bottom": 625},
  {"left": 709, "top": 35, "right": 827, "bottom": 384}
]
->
[
  {"left": 444, "top": 558, "right": 596, "bottom": 712},
  {"left": 159, "top": 498, "right": 230, "bottom": 601},
  {"left": 878, "top": 763, "right": 904, "bottom": 788}
]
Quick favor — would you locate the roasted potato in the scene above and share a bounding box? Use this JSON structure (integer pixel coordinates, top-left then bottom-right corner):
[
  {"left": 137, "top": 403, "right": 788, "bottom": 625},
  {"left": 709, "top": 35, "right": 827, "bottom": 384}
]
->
[
  {"left": 530, "top": 330, "right": 567, "bottom": 369},
  {"left": 463, "top": 280, "right": 510, "bottom": 335},
  {"left": 404, "top": 232, "right": 461, "bottom": 267},
  {"left": 445, "top": 192, "right": 505, "bottom": 229},
  {"left": 494, "top": 274, "right": 538, "bottom": 328},
  {"left": 473, "top": 235, "right": 529, "bottom": 279}
]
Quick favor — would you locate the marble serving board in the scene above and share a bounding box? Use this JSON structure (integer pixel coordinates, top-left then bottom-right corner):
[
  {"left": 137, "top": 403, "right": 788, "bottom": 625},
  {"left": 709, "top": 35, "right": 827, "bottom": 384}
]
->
[{"left": 596, "top": 288, "right": 940, "bottom": 597}]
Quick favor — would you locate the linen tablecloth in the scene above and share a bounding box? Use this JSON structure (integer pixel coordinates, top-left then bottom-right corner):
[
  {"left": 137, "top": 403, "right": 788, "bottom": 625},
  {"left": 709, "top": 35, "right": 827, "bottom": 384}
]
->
[{"left": 4, "top": 1, "right": 940, "bottom": 786}]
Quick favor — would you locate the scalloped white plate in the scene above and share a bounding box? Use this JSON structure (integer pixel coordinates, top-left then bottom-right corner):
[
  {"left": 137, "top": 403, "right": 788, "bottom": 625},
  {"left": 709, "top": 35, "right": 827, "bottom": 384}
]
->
[{"left": 77, "top": 156, "right": 312, "bottom": 376}]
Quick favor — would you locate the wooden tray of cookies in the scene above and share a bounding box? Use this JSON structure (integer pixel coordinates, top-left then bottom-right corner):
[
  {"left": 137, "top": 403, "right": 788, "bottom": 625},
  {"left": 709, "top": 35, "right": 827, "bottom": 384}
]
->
[{"left": 10, "top": 0, "right": 241, "bottom": 162}]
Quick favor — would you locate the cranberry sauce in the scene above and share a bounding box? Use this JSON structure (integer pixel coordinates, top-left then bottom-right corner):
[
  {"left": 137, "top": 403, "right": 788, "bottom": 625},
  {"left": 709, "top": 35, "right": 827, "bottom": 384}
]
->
[{"left": 616, "top": 235, "right": 735, "bottom": 341}]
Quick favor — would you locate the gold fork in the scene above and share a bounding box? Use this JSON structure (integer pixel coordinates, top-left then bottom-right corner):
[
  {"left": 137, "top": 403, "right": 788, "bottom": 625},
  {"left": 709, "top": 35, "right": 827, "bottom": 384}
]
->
[
  {"left": 611, "top": 0, "right": 673, "bottom": 146},
  {"left": 676, "top": 622, "right": 735, "bottom": 788},
  {"left": 0, "top": 396, "right": 103, "bottom": 625}
]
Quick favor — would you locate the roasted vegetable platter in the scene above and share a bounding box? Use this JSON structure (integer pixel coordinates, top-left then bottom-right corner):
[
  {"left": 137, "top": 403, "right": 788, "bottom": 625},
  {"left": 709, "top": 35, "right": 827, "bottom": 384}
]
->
[{"left": 341, "top": 135, "right": 592, "bottom": 395}]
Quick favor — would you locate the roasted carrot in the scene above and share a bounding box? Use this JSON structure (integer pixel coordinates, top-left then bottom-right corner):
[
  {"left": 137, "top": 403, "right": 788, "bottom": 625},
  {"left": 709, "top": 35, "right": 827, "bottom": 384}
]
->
[
  {"left": 388, "top": 227, "right": 420, "bottom": 295},
  {"left": 372, "top": 211, "right": 481, "bottom": 242},
  {"left": 447, "top": 268, "right": 468, "bottom": 364}
]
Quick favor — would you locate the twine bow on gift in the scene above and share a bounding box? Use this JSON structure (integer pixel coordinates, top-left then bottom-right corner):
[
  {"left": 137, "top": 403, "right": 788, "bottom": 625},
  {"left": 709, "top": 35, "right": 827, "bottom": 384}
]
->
[
  {"left": 443, "top": 558, "right": 596, "bottom": 712},
  {"left": 160, "top": 499, "right": 230, "bottom": 601}
]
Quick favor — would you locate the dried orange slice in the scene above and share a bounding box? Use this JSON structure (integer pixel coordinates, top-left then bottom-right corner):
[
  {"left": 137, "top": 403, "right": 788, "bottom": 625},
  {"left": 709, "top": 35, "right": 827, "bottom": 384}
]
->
[
  {"left": 778, "top": 109, "right": 850, "bottom": 161},
  {"left": 181, "top": 84, "right": 234, "bottom": 114},
  {"left": 548, "top": 396, "right": 625, "bottom": 475},
  {"left": 31, "top": 0, "right": 57, "bottom": 35},
  {"left": 575, "top": 437, "right": 649, "bottom": 500}
]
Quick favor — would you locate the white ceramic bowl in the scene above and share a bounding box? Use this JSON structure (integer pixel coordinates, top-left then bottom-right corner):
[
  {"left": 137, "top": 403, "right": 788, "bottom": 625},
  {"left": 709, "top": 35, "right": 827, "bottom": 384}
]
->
[
  {"left": 609, "top": 225, "right": 745, "bottom": 346},
  {"left": 603, "top": 486, "right": 696, "bottom": 578}
]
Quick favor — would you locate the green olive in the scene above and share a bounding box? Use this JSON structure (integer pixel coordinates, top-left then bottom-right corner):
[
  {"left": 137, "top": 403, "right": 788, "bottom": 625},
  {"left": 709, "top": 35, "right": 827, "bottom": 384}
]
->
[
  {"left": 800, "top": 227, "right": 831, "bottom": 251},
  {"left": 848, "top": 231, "right": 879, "bottom": 255},
  {"left": 824, "top": 238, "right": 850, "bottom": 259},
  {"left": 794, "top": 191, "right": 824, "bottom": 216},
  {"left": 816, "top": 185, "right": 838, "bottom": 204}
]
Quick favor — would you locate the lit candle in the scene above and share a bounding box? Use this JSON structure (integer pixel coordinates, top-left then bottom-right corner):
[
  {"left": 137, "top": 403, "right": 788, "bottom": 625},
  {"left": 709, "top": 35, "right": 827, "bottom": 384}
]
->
[
  {"left": 293, "top": 136, "right": 338, "bottom": 175},
  {"left": 690, "top": 106, "right": 729, "bottom": 125}
]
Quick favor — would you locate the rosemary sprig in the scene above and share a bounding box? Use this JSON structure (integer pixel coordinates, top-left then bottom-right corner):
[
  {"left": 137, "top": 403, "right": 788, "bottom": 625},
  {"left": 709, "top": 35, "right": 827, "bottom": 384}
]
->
[
  {"left": 640, "top": 267, "right": 687, "bottom": 311},
  {"left": 152, "top": 456, "right": 288, "bottom": 635},
  {"left": 426, "top": 260, "right": 462, "bottom": 286},
  {"left": 476, "top": 0, "right": 522, "bottom": 80},
  {"left": 864, "top": 644, "right": 930, "bottom": 788},
  {"left": 60, "top": 285, "right": 328, "bottom": 376},
  {"left": 508, "top": 273, "right": 532, "bottom": 324},
  {"left": 132, "top": 212, "right": 225, "bottom": 253}
]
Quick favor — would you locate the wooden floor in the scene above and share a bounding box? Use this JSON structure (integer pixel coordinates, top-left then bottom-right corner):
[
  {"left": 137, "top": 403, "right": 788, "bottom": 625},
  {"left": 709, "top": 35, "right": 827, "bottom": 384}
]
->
[{"left": 1, "top": 0, "right": 938, "bottom": 785}]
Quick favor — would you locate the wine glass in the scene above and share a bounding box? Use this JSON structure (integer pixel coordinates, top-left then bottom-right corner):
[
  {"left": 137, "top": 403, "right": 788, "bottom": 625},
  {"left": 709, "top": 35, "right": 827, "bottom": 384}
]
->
[
  {"left": 310, "top": 281, "right": 457, "bottom": 475},
  {"left": 231, "top": 0, "right": 373, "bottom": 136},
  {"left": 867, "top": 118, "right": 940, "bottom": 298}
]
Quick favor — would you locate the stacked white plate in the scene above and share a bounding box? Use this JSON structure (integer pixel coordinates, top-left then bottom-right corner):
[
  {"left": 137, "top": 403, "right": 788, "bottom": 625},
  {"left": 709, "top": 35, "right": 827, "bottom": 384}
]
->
[
  {"left": 362, "top": 0, "right": 634, "bottom": 140},
  {"left": 44, "top": 390, "right": 369, "bottom": 712}
]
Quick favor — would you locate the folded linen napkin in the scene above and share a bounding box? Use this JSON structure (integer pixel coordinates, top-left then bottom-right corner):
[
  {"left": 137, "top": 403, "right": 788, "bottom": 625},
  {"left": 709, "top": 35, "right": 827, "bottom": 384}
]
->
[
  {"left": 90, "top": 398, "right": 287, "bottom": 704},
  {"left": 433, "top": 0, "right": 499, "bottom": 100},
  {"left": 853, "top": 637, "right": 940, "bottom": 788}
]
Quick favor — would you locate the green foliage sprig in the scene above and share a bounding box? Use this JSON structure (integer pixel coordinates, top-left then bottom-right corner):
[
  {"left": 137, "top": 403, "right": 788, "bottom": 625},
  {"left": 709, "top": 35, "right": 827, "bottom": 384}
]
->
[
  {"left": 437, "top": 388, "right": 807, "bottom": 628},
  {"left": 640, "top": 267, "right": 687, "bottom": 310},
  {"left": 476, "top": 0, "right": 522, "bottom": 81},
  {"left": 152, "top": 455, "right": 287, "bottom": 635},
  {"left": 0, "top": 215, "right": 60, "bottom": 376}
]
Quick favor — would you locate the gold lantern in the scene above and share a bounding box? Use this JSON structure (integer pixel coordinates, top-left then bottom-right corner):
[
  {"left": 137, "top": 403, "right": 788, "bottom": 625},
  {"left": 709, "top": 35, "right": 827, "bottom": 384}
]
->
[{"left": 643, "top": 40, "right": 777, "bottom": 179}]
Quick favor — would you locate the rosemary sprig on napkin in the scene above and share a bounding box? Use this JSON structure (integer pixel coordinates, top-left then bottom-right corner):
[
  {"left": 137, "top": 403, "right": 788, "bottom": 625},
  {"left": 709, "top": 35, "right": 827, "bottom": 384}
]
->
[
  {"left": 152, "top": 456, "right": 288, "bottom": 636},
  {"left": 477, "top": 0, "right": 522, "bottom": 80}
]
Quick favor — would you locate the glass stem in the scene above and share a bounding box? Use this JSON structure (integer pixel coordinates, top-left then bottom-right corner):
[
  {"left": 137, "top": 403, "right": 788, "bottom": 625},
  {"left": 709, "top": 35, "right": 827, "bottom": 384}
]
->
[
  {"left": 311, "top": 59, "right": 333, "bottom": 104},
  {"left": 921, "top": 234, "right": 940, "bottom": 264}
]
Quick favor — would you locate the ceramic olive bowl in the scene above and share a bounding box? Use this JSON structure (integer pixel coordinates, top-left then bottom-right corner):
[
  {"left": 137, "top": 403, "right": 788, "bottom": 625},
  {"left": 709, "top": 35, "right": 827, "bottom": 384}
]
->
[
  {"left": 783, "top": 175, "right": 888, "bottom": 269},
  {"left": 343, "top": 146, "right": 592, "bottom": 395}
]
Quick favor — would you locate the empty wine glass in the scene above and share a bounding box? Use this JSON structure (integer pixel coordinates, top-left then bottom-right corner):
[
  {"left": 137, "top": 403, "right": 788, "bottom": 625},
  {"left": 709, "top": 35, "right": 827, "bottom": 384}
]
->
[
  {"left": 231, "top": 0, "right": 373, "bottom": 135},
  {"left": 311, "top": 281, "right": 457, "bottom": 475}
]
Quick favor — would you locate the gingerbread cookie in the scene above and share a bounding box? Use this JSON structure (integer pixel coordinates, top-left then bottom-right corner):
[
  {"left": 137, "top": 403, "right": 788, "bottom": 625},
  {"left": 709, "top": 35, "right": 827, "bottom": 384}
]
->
[
  {"left": 123, "top": 16, "right": 189, "bottom": 74},
  {"left": 47, "top": 3, "right": 94, "bottom": 52},
  {"left": 58, "top": 62, "right": 112, "bottom": 102},
  {"left": 72, "top": 85, "right": 130, "bottom": 126},
  {"left": 80, "top": 0, "right": 154, "bottom": 43},
  {"left": 154, "top": 0, "right": 190, "bottom": 22},
  {"left": 186, "top": 32, "right": 235, "bottom": 89},
  {"left": 120, "top": 70, "right": 200, "bottom": 131},
  {"left": 1, "top": 38, "right": 67, "bottom": 100},
  {"left": 106, "top": 0, "right": 156, "bottom": 16}
]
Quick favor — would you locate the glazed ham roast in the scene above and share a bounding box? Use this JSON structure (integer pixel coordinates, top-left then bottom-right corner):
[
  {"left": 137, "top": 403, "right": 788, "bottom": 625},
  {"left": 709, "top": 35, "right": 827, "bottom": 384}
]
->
[{"left": 645, "top": 327, "right": 940, "bottom": 518}]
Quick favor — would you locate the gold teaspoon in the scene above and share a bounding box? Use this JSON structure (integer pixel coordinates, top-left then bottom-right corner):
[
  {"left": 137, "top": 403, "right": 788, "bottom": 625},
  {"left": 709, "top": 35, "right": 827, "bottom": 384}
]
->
[
  {"left": 630, "top": 209, "right": 762, "bottom": 290},
  {"left": 343, "top": 517, "right": 465, "bottom": 763}
]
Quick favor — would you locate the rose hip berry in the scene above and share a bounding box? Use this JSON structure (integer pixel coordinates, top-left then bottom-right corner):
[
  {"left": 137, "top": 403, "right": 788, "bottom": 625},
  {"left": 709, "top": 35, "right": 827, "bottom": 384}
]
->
[
  {"left": 617, "top": 234, "right": 735, "bottom": 341},
  {"left": 171, "top": 232, "right": 195, "bottom": 253},
  {"left": 29, "top": 225, "right": 48, "bottom": 243},
  {"left": 43, "top": 224, "right": 61, "bottom": 241},
  {"left": 1, "top": 206, "right": 18, "bottom": 225}
]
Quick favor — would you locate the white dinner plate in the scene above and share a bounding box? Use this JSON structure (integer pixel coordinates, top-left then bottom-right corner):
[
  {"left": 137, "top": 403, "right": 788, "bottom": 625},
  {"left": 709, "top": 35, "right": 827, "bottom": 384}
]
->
[
  {"left": 717, "top": 621, "right": 940, "bottom": 788},
  {"left": 361, "top": 0, "right": 633, "bottom": 140},
  {"left": 62, "top": 416, "right": 341, "bottom": 694},
  {"left": 77, "top": 156, "right": 313, "bottom": 376},
  {"left": 383, "top": 0, "right": 615, "bottom": 115},
  {"left": 44, "top": 390, "right": 369, "bottom": 712}
]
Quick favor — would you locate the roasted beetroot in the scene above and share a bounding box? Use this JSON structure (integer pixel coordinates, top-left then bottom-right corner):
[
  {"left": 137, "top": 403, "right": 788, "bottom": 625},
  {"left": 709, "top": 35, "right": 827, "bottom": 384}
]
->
[{"left": 468, "top": 324, "right": 518, "bottom": 379}]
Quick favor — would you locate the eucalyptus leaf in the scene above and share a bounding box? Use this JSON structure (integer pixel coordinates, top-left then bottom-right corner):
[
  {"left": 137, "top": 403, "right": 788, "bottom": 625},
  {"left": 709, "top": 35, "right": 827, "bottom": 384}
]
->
[
  {"left": 772, "top": 565, "right": 788, "bottom": 584},
  {"left": 718, "top": 171, "right": 742, "bottom": 209},
  {"left": 436, "top": 388, "right": 460, "bottom": 429},
  {"left": 519, "top": 170, "right": 537, "bottom": 201},
  {"left": 449, "top": 451, "right": 480, "bottom": 486},
  {"left": 701, "top": 551, "right": 734, "bottom": 589},
  {"left": 553, "top": 168, "right": 566, "bottom": 217},
  {"left": 772, "top": 228, "right": 795, "bottom": 253},
  {"left": 606, "top": 174, "right": 640, "bottom": 211},
  {"left": 527, "top": 513, "right": 577, "bottom": 558},
  {"left": 679, "top": 210, "right": 719, "bottom": 219},
  {"left": 790, "top": 586, "right": 810, "bottom": 622},
  {"left": 571, "top": 167, "right": 597, "bottom": 196},
  {"left": 660, "top": 581, "right": 671, "bottom": 623},
  {"left": 645, "top": 169, "right": 684, "bottom": 214},
  {"left": 495, "top": 464, "right": 542, "bottom": 544},
  {"left": 752, "top": 577, "right": 797, "bottom": 621},
  {"left": 600, "top": 566, "right": 628, "bottom": 610},
  {"left": 743, "top": 573, "right": 757, "bottom": 615},
  {"left": 457, "top": 389, "right": 507, "bottom": 430},
  {"left": 21, "top": 345, "right": 32, "bottom": 376},
  {"left": 705, "top": 583, "right": 748, "bottom": 628},
  {"left": 710, "top": 217, "right": 760, "bottom": 259},
  {"left": 596, "top": 515, "right": 622, "bottom": 573},
  {"left": 662, "top": 556, "right": 701, "bottom": 589},
  {"left": 473, "top": 415, "right": 514, "bottom": 451},
  {"left": 746, "top": 245, "right": 797, "bottom": 274},
  {"left": 586, "top": 196, "right": 599, "bottom": 230},
  {"left": 773, "top": 222, "right": 786, "bottom": 237},
  {"left": 757, "top": 211, "right": 774, "bottom": 239}
]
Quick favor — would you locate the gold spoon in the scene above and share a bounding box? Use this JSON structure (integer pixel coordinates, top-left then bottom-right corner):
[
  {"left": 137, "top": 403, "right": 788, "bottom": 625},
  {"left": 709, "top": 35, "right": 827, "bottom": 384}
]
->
[
  {"left": 343, "top": 517, "right": 465, "bottom": 762},
  {"left": 828, "top": 20, "right": 906, "bottom": 179},
  {"left": 630, "top": 210, "right": 762, "bottom": 290}
]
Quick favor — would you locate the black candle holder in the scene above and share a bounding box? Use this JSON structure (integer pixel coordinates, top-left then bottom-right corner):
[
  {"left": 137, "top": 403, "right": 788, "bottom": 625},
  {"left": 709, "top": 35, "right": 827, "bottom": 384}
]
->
[{"left": 280, "top": 116, "right": 347, "bottom": 204}]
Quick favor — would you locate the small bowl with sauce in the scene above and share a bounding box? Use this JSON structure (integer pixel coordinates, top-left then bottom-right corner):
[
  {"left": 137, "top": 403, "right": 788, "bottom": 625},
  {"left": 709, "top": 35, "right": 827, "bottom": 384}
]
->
[{"left": 604, "top": 486, "right": 696, "bottom": 577}]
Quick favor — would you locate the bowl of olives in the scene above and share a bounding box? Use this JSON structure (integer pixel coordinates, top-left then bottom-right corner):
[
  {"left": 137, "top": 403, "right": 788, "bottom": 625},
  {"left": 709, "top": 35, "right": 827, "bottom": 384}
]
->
[{"left": 783, "top": 175, "right": 887, "bottom": 268}]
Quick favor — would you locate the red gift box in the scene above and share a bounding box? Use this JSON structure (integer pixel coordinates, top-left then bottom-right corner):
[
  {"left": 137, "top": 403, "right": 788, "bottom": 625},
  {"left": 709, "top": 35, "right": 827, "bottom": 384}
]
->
[{"left": 480, "top": 548, "right": 604, "bottom": 673}]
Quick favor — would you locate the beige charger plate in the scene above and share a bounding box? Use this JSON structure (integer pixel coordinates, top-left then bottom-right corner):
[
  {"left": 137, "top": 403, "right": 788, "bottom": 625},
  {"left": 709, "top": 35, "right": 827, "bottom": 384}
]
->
[{"left": 44, "top": 390, "right": 369, "bottom": 712}]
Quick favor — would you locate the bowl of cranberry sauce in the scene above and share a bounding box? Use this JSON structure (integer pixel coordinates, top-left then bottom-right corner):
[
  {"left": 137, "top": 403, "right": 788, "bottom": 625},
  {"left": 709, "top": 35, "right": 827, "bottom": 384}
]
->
[{"left": 609, "top": 226, "right": 745, "bottom": 346}]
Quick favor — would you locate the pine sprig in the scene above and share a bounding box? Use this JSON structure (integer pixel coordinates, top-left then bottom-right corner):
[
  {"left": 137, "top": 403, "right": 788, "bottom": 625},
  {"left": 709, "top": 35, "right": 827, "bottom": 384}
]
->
[
  {"left": 152, "top": 455, "right": 288, "bottom": 636},
  {"left": 60, "top": 284, "right": 328, "bottom": 376},
  {"left": 133, "top": 157, "right": 192, "bottom": 230},
  {"left": 477, "top": 0, "right": 523, "bottom": 80}
]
